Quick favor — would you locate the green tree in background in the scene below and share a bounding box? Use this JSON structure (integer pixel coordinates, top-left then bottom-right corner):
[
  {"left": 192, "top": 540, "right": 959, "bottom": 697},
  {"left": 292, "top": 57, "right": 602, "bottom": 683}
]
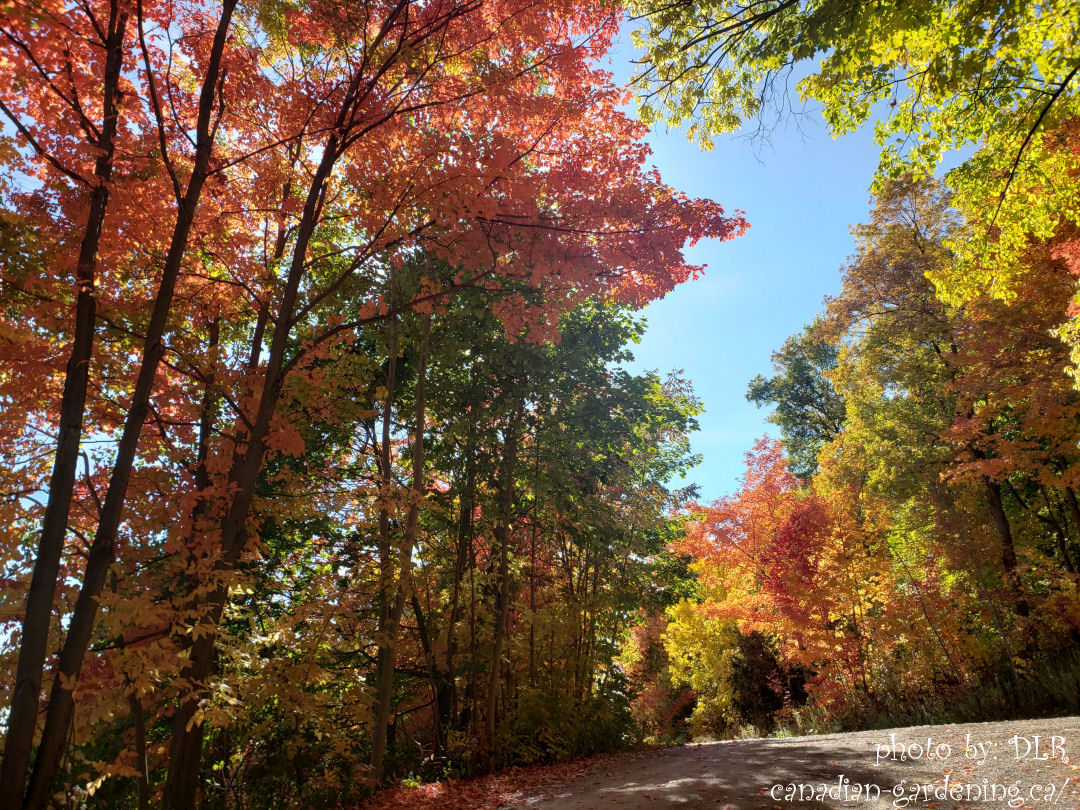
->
[{"left": 746, "top": 320, "right": 845, "bottom": 478}]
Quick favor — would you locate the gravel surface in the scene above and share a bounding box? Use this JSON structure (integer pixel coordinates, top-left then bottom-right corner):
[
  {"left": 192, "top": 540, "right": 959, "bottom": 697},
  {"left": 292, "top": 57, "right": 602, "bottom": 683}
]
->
[{"left": 508, "top": 717, "right": 1080, "bottom": 809}]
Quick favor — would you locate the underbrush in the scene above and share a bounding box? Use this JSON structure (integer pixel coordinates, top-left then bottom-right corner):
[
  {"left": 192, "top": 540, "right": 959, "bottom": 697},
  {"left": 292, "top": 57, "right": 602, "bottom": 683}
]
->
[
  {"left": 754, "top": 651, "right": 1080, "bottom": 741},
  {"left": 828, "top": 651, "right": 1080, "bottom": 733}
]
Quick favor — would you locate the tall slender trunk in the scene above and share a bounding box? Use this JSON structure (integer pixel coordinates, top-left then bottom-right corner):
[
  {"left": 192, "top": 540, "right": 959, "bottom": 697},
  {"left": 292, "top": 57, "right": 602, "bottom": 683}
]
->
[
  {"left": 1065, "top": 487, "right": 1080, "bottom": 547},
  {"left": 445, "top": 394, "right": 479, "bottom": 725},
  {"left": 0, "top": 9, "right": 129, "bottom": 805},
  {"left": 410, "top": 591, "right": 444, "bottom": 756},
  {"left": 585, "top": 559, "right": 600, "bottom": 699},
  {"left": 369, "top": 317, "right": 400, "bottom": 782},
  {"left": 128, "top": 692, "right": 150, "bottom": 810},
  {"left": 163, "top": 113, "right": 347, "bottom": 809},
  {"left": 528, "top": 427, "right": 541, "bottom": 687},
  {"left": 485, "top": 408, "right": 520, "bottom": 767},
  {"left": 984, "top": 477, "right": 1028, "bottom": 616},
  {"left": 370, "top": 315, "right": 430, "bottom": 784},
  {"left": 466, "top": 550, "right": 478, "bottom": 736},
  {"left": 23, "top": 4, "right": 238, "bottom": 801},
  {"left": 528, "top": 522, "right": 537, "bottom": 687},
  {"left": 486, "top": 529, "right": 510, "bottom": 765}
]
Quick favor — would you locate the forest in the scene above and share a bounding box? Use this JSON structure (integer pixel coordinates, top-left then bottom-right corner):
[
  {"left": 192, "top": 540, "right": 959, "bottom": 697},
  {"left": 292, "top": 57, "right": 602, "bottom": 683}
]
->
[{"left": 0, "top": 0, "right": 1077, "bottom": 807}]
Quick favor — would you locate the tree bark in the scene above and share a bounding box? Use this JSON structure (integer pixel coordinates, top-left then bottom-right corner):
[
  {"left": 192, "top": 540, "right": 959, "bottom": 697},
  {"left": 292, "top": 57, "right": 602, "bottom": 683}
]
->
[
  {"left": 410, "top": 591, "right": 444, "bottom": 756},
  {"left": 445, "top": 391, "right": 479, "bottom": 728},
  {"left": 0, "top": 8, "right": 129, "bottom": 805},
  {"left": 485, "top": 408, "right": 521, "bottom": 767},
  {"left": 128, "top": 692, "right": 150, "bottom": 810},
  {"left": 369, "top": 316, "right": 400, "bottom": 783},
  {"left": 20, "top": 5, "right": 238, "bottom": 806},
  {"left": 370, "top": 315, "right": 429, "bottom": 784},
  {"left": 985, "top": 477, "right": 1028, "bottom": 616}
]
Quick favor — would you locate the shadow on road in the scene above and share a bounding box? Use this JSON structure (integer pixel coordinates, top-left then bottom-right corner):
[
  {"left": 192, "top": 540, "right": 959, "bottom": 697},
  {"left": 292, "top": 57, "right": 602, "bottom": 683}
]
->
[{"left": 509, "top": 717, "right": 1080, "bottom": 809}]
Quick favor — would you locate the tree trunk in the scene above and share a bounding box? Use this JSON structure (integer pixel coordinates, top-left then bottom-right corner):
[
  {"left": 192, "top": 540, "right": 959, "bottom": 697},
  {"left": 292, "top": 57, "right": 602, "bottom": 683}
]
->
[
  {"left": 410, "top": 591, "right": 445, "bottom": 756},
  {"left": 20, "top": 7, "right": 239, "bottom": 807},
  {"left": 445, "top": 393, "right": 479, "bottom": 727},
  {"left": 485, "top": 409, "right": 520, "bottom": 767},
  {"left": 369, "top": 317, "right": 400, "bottom": 783},
  {"left": 985, "top": 477, "right": 1028, "bottom": 617},
  {"left": 128, "top": 692, "right": 150, "bottom": 810},
  {"left": 162, "top": 598, "right": 227, "bottom": 807},
  {"left": 0, "top": 9, "right": 128, "bottom": 805},
  {"left": 370, "top": 315, "right": 430, "bottom": 784},
  {"left": 528, "top": 429, "right": 542, "bottom": 687}
]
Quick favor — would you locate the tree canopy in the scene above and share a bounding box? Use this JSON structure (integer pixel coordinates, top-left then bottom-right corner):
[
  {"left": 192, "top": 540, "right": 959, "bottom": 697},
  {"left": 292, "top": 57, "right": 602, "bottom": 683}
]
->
[
  {"left": 3, "top": 0, "right": 1080, "bottom": 805},
  {"left": 746, "top": 319, "right": 844, "bottom": 479},
  {"left": 629, "top": 0, "right": 1080, "bottom": 303}
]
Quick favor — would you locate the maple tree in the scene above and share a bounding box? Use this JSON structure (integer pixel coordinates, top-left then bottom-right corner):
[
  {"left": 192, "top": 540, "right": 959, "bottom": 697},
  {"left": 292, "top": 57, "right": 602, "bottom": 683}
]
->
[
  {"left": 651, "top": 176, "right": 1080, "bottom": 740},
  {"left": 0, "top": 0, "right": 746, "bottom": 801},
  {"left": 5, "top": 0, "right": 1079, "bottom": 801}
]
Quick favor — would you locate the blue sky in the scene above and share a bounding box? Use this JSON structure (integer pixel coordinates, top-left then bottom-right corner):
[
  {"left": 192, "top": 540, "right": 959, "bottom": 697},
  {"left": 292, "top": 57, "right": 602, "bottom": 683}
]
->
[{"left": 608, "top": 43, "right": 885, "bottom": 502}]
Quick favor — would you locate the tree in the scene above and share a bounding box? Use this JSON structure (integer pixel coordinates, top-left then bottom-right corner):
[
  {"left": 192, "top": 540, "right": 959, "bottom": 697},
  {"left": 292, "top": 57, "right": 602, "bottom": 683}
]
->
[
  {"left": 0, "top": 3, "right": 747, "bottom": 793},
  {"left": 0, "top": 0, "right": 241, "bottom": 802},
  {"left": 628, "top": 0, "right": 1080, "bottom": 301},
  {"left": 746, "top": 319, "right": 844, "bottom": 478},
  {"left": 663, "top": 177, "right": 1080, "bottom": 738},
  {"left": 672, "top": 438, "right": 911, "bottom": 719}
]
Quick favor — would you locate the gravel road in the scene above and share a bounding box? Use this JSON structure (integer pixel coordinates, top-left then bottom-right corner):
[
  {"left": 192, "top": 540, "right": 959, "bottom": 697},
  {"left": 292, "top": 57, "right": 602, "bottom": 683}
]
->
[{"left": 508, "top": 717, "right": 1080, "bottom": 809}]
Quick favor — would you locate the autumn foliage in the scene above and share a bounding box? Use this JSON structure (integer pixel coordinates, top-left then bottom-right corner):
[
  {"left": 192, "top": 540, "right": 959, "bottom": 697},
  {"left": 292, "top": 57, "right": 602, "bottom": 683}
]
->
[
  {"left": 3, "top": 0, "right": 1079, "bottom": 803},
  {"left": 632, "top": 175, "right": 1080, "bottom": 740},
  {"left": 0, "top": 0, "right": 744, "bottom": 805}
]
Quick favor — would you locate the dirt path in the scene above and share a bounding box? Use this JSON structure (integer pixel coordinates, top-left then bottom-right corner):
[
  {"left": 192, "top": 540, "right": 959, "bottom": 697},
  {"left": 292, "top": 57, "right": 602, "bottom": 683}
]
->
[{"left": 507, "top": 717, "right": 1080, "bottom": 809}]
